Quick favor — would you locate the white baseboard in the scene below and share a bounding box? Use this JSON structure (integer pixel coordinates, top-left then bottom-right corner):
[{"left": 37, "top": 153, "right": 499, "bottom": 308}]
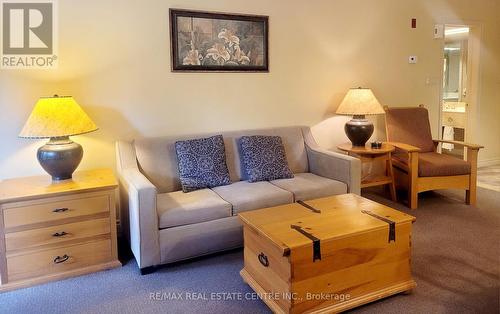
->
[{"left": 478, "top": 158, "right": 500, "bottom": 168}]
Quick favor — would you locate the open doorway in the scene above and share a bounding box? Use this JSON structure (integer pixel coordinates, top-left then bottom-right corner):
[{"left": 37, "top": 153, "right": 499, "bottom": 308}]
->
[
  {"left": 439, "top": 23, "right": 481, "bottom": 160},
  {"left": 441, "top": 25, "right": 469, "bottom": 158}
]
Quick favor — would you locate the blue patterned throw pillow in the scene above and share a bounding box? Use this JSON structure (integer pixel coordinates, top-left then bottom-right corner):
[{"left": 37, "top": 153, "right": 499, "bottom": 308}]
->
[
  {"left": 239, "top": 135, "right": 294, "bottom": 183},
  {"left": 175, "top": 135, "right": 231, "bottom": 192}
]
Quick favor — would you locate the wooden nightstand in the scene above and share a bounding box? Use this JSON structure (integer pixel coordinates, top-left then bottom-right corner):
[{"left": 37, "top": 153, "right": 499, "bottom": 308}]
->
[
  {"left": 337, "top": 143, "right": 397, "bottom": 201},
  {"left": 0, "top": 169, "right": 121, "bottom": 292}
]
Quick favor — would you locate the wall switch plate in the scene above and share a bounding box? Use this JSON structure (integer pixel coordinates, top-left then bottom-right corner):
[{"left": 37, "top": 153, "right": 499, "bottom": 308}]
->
[
  {"left": 409, "top": 56, "right": 418, "bottom": 64},
  {"left": 434, "top": 24, "right": 444, "bottom": 39}
]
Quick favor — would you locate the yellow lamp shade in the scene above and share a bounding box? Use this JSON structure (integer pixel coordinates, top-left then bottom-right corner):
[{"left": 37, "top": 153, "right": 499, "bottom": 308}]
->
[
  {"left": 19, "top": 96, "right": 98, "bottom": 139},
  {"left": 336, "top": 88, "right": 385, "bottom": 116}
]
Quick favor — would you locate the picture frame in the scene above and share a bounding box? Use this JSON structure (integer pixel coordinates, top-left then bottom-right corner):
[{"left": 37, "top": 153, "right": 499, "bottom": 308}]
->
[{"left": 169, "top": 9, "right": 269, "bottom": 72}]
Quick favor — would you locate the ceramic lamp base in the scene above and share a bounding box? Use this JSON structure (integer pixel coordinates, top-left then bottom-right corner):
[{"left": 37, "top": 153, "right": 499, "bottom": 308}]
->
[
  {"left": 37, "top": 137, "right": 83, "bottom": 181},
  {"left": 344, "top": 115, "right": 374, "bottom": 147}
]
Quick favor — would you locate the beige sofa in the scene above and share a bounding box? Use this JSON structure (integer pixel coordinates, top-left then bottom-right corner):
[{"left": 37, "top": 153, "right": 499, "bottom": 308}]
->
[{"left": 116, "top": 126, "right": 360, "bottom": 273}]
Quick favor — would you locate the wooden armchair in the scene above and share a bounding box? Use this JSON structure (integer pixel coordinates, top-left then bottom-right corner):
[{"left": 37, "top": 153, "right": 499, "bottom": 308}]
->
[{"left": 383, "top": 105, "right": 483, "bottom": 209}]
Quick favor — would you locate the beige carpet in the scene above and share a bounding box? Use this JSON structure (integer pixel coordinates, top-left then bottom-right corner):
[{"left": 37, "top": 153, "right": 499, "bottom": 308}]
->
[
  {"left": 350, "top": 187, "right": 500, "bottom": 313},
  {"left": 0, "top": 187, "right": 498, "bottom": 314}
]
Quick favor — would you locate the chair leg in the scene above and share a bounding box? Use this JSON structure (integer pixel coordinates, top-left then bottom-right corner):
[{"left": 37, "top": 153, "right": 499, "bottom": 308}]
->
[
  {"left": 408, "top": 151, "right": 419, "bottom": 209},
  {"left": 466, "top": 179, "right": 477, "bottom": 205},
  {"left": 386, "top": 155, "right": 397, "bottom": 202},
  {"left": 465, "top": 148, "right": 479, "bottom": 206},
  {"left": 409, "top": 188, "right": 418, "bottom": 209}
]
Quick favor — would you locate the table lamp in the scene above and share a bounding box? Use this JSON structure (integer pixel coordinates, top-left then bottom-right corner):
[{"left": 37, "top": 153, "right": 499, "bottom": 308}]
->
[
  {"left": 19, "top": 95, "right": 98, "bottom": 181},
  {"left": 335, "top": 87, "right": 384, "bottom": 147}
]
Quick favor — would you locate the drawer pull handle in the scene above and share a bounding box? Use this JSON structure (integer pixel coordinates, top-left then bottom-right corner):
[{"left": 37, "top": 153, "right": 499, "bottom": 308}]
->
[
  {"left": 52, "top": 231, "right": 68, "bottom": 237},
  {"left": 53, "top": 207, "right": 69, "bottom": 213},
  {"left": 53, "top": 254, "right": 69, "bottom": 264},
  {"left": 258, "top": 252, "right": 269, "bottom": 267}
]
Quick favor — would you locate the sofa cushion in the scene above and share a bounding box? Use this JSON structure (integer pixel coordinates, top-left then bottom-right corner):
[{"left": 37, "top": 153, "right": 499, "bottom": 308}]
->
[
  {"left": 212, "top": 181, "right": 293, "bottom": 215},
  {"left": 134, "top": 126, "right": 308, "bottom": 193},
  {"left": 157, "top": 189, "right": 232, "bottom": 229},
  {"left": 271, "top": 173, "right": 348, "bottom": 201},
  {"left": 239, "top": 135, "right": 294, "bottom": 182},
  {"left": 175, "top": 135, "right": 231, "bottom": 192},
  {"left": 393, "top": 152, "right": 471, "bottom": 177}
]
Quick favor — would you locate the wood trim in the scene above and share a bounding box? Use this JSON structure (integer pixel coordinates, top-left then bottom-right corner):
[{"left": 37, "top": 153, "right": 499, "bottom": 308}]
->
[
  {"left": 0, "top": 206, "right": 7, "bottom": 285},
  {"left": 385, "top": 142, "right": 421, "bottom": 153},
  {"left": 5, "top": 218, "right": 110, "bottom": 253},
  {"left": 466, "top": 147, "right": 479, "bottom": 205},
  {"left": 240, "top": 269, "right": 286, "bottom": 314},
  {"left": 0, "top": 260, "right": 121, "bottom": 293},
  {"left": 108, "top": 190, "right": 119, "bottom": 261},
  {"left": 417, "top": 175, "right": 469, "bottom": 192},
  {"left": 433, "top": 139, "right": 483, "bottom": 150},
  {"left": 408, "top": 151, "right": 419, "bottom": 209},
  {"left": 7, "top": 239, "right": 113, "bottom": 282},
  {"left": 360, "top": 176, "right": 393, "bottom": 188},
  {"left": 4, "top": 212, "right": 110, "bottom": 234},
  {"left": 241, "top": 269, "right": 416, "bottom": 314},
  {"left": 0, "top": 169, "right": 117, "bottom": 204},
  {"left": 387, "top": 154, "right": 397, "bottom": 201},
  {"left": 337, "top": 143, "right": 394, "bottom": 155},
  {"left": 3, "top": 194, "right": 110, "bottom": 231},
  {"left": 1, "top": 190, "right": 113, "bottom": 210},
  {"left": 0, "top": 169, "right": 120, "bottom": 289},
  {"left": 357, "top": 154, "right": 389, "bottom": 163},
  {"left": 5, "top": 234, "right": 111, "bottom": 258},
  {"left": 338, "top": 144, "right": 397, "bottom": 194},
  {"left": 311, "top": 280, "right": 416, "bottom": 314}
]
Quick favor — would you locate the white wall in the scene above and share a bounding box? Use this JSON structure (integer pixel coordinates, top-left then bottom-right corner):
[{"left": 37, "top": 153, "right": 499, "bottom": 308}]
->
[{"left": 1, "top": 0, "right": 499, "bottom": 179}]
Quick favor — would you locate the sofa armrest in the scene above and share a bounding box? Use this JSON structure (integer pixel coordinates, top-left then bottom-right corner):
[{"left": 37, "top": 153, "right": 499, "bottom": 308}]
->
[
  {"left": 301, "top": 127, "right": 360, "bottom": 194},
  {"left": 119, "top": 168, "right": 160, "bottom": 269},
  {"left": 306, "top": 144, "right": 361, "bottom": 195}
]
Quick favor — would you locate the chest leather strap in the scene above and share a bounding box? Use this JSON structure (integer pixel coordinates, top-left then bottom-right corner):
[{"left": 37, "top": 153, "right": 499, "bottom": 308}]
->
[
  {"left": 361, "top": 210, "right": 396, "bottom": 243},
  {"left": 291, "top": 224, "right": 322, "bottom": 262}
]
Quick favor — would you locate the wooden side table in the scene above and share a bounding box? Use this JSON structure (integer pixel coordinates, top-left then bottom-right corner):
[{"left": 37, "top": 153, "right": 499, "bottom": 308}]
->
[
  {"left": 0, "top": 169, "right": 121, "bottom": 292},
  {"left": 337, "top": 143, "right": 397, "bottom": 201}
]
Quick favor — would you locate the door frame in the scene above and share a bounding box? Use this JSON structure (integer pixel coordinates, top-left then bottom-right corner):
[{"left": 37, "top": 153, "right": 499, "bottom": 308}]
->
[{"left": 437, "top": 21, "right": 483, "bottom": 145}]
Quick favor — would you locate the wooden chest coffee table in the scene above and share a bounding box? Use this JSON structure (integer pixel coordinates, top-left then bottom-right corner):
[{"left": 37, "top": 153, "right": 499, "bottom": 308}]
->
[{"left": 239, "top": 194, "right": 416, "bottom": 313}]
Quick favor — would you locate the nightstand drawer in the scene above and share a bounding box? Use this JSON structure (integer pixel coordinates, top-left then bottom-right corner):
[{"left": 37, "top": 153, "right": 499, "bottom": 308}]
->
[
  {"left": 3, "top": 194, "right": 110, "bottom": 231},
  {"left": 7, "top": 239, "right": 112, "bottom": 282},
  {"left": 5, "top": 218, "right": 111, "bottom": 252}
]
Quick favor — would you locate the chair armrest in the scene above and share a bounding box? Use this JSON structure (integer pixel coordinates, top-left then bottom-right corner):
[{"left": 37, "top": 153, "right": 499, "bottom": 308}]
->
[
  {"left": 119, "top": 168, "right": 160, "bottom": 269},
  {"left": 385, "top": 142, "right": 421, "bottom": 153},
  {"left": 306, "top": 145, "right": 361, "bottom": 195},
  {"left": 433, "top": 139, "right": 484, "bottom": 150}
]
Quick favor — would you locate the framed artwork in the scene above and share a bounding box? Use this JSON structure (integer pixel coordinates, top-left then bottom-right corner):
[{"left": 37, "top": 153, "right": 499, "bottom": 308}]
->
[{"left": 169, "top": 9, "right": 269, "bottom": 72}]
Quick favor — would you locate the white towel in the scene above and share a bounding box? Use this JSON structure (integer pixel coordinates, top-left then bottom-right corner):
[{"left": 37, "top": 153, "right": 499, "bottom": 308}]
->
[{"left": 442, "top": 126, "right": 454, "bottom": 150}]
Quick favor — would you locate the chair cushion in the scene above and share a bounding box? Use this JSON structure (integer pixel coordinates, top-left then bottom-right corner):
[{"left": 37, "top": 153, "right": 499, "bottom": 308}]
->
[
  {"left": 385, "top": 107, "right": 435, "bottom": 152},
  {"left": 212, "top": 181, "right": 293, "bottom": 215},
  {"left": 393, "top": 152, "right": 471, "bottom": 177},
  {"left": 157, "top": 189, "right": 232, "bottom": 229},
  {"left": 175, "top": 135, "right": 231, "bottom": 192},
  {"left": 239, "top": 135, "right": 294, "bottom": 182},
  {"left": 270, "top": 173, "right": 348, "bottom": 201}
]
